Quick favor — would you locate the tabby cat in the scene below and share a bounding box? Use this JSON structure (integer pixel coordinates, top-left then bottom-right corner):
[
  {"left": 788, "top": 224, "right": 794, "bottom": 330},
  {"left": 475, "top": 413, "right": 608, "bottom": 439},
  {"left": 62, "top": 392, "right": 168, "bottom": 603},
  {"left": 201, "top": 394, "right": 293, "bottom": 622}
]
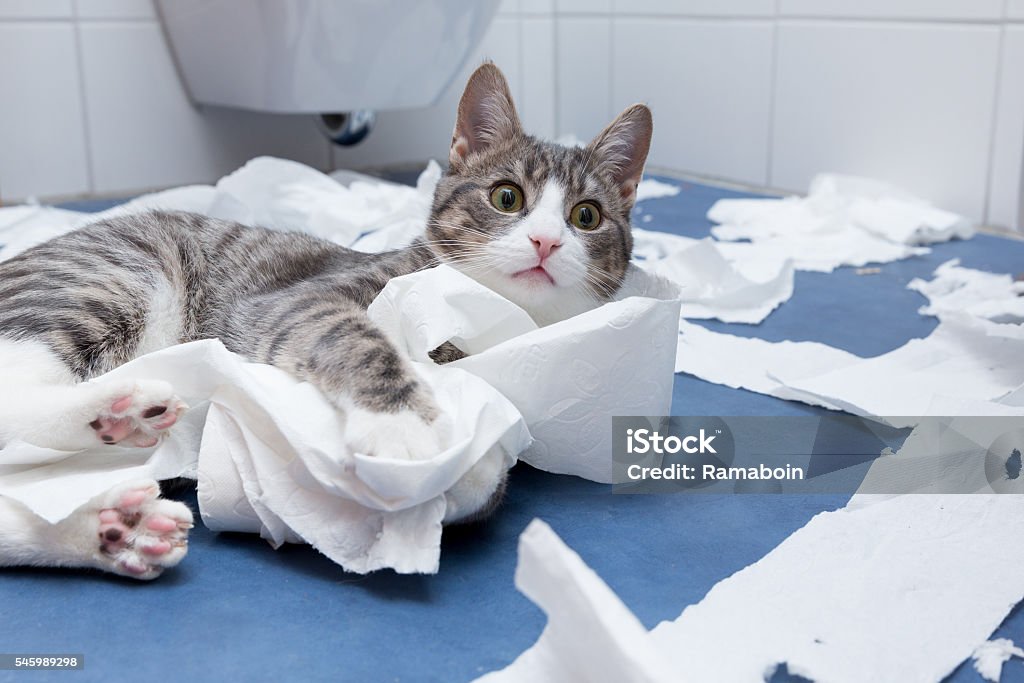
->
[{"left": 0, "top": 63, "right": 652, "bottom": 578}]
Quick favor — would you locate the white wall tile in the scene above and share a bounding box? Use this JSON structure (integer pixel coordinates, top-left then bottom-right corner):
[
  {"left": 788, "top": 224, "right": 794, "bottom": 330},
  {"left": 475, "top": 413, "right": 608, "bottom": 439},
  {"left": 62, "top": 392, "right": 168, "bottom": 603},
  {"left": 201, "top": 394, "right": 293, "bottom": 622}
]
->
[
  {"left": 779, "top": 0, "right": 1003, "bottom": 20},
  {"left": 0, "top": 0, "right": 71, "bottom": 19},
  {"left": 1009, "top": 0, "right": 1024, "bottom": 21},
  {"left": 611, "top": 19, "right": 774, "bottom": 185},
  {"left": 987, "top": 26, "right": 1024, "bottom": 230},
  {"left": 557, "top": 17, "right": 612, "bottom": 141},
  {"left": 611, "top": 0, "right": 774, "bottom": 17},
  {"left": 0, "top": 23, "right": 90, "bottom": 201},
  {"left": 331, "top": 18, "right": 521, "bottom": 170},
  {"left": 771, "top": 22, "right": 1000, "bottom": 220},
  {"left": 74, "top": 0, "right": 154, "bottom": 20},
  {"left": 77, "top": 21, "right": 328, "bottom": 195},
  {"left": 521, "top": 18, "right": 557, "bottom": 139}
]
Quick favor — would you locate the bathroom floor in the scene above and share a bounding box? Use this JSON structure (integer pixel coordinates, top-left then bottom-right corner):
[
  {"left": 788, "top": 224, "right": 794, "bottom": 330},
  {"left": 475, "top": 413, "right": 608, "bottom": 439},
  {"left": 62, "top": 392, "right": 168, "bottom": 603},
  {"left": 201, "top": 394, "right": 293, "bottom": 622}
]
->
[{"left": 0, "top": 175, "right": 1021, "bottom": 683}]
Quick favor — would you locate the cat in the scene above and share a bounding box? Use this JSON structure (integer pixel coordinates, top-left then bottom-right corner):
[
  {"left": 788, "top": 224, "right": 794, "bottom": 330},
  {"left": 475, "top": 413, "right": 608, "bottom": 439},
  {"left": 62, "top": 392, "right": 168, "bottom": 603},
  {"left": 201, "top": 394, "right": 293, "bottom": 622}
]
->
[{"left": 0, "top": 63, "right": 652, "bottom": 579}]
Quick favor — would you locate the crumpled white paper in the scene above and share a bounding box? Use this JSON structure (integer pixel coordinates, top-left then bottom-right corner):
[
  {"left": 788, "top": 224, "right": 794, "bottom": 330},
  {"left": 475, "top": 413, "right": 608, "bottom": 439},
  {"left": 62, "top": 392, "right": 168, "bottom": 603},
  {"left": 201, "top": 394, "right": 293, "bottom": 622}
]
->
[
  {"left": 707, "top": 173, "right": 973, "bottom": 272},
  {"left": 973, "top": 639, "right": 1024, "bottom": 682},
  {"left": 361, "top": 263, "right": 682, "bottom": 484},
  {"left": 909, "top": 258, "right": 1024, "bottom": 324},
  {"left": 636, "top": 234, "right": 794, "bottom": 323}
]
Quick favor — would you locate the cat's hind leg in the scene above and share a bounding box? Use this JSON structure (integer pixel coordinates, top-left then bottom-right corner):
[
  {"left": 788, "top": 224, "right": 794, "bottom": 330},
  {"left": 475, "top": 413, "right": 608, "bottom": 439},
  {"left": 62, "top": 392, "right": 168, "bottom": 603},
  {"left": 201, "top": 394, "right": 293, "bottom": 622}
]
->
[
  {"left": 0, "top": 479, "right": 192, "bottom": 579},
  {"left": 0, "top": 338, "right": 187, "bottom": 451}
]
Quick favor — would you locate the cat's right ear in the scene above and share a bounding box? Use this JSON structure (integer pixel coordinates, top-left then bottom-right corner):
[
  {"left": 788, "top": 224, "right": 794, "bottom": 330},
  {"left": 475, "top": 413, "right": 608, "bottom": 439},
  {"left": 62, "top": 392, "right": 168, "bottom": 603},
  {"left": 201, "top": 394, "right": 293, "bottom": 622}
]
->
[{"left": 450, "top": 62, "right": 522, "bottom": 168}]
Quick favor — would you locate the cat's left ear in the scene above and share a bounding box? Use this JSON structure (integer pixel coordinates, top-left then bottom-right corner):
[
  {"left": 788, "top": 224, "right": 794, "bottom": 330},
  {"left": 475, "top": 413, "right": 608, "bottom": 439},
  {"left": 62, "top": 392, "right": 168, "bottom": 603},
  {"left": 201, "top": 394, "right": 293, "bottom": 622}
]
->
[{"left": 589, "top": 104, "right": 653, "bottom": 206}]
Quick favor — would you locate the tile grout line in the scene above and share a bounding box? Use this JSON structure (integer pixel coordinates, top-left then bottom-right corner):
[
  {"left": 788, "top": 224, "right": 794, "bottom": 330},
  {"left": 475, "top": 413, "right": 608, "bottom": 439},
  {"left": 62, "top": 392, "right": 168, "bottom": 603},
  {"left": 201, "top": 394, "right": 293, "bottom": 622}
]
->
[
  {"left": 764, "top": 0, "right": 781, "bottom": 187},
  {"left": 607, "top": 11, "right": 614, "bottom": 126},
  {"left": 70, "top": 2, "right": 96, "bottom": 195},
  {"left": 982, "top": 0, "right": 1009, "bottom": 226}
]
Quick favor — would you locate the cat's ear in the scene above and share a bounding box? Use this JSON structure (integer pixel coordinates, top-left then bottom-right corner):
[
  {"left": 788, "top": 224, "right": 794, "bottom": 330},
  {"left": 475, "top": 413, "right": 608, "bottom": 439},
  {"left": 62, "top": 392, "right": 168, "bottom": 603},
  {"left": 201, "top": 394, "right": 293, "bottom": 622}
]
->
[
  {"left": 589, "top": 104, "right": 653, "bottom": 206},
  {"left": 450, "top": 62, "right": 522, "bottom": 168}
]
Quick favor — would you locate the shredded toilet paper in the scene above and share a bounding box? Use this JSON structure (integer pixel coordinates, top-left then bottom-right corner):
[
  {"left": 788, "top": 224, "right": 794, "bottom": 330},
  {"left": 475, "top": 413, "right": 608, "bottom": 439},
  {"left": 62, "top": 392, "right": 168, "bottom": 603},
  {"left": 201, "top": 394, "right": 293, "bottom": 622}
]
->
[
  {"left": 638, "top": 235, "right": 794, "bottom": 324},
  {"left": 635, "top": 178, "right": 681, "bottom": 202},
  {"left": 476, "top": 520, "right": 676, "bottom": 683},
  {"left": 707, "top": 173, "right": 973, "bottom": 272},
  {"left": 480, "top": 490, "right": 1024, "bottom": 683},
  {"left": 909, "top": 258, "right": 1024, "bottom": 324},
  {"left": 973, "top": 639, "right": 1024, "bottom": 682},
  {"left": 675, "top": 313, "right": 1024, "bottom": 425}
]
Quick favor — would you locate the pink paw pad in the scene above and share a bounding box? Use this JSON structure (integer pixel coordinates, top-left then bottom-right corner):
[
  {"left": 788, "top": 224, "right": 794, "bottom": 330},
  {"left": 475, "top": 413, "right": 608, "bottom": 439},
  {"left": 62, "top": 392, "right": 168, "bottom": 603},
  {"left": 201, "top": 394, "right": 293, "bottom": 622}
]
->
[
  {"left": 96, "top": 484, "right": 193, "bottom": 580},
  {"left": 110, "top": 395, "right": 134, "bottom": 414},
  {"left": 87, "top": 384, "right": 188, "bottom": 448},
  {"left": 145, "top": 515, "right": 178, "bottom": 532},
  {"left": 119, "top": 489, "right": 150, "bottom": 508}
]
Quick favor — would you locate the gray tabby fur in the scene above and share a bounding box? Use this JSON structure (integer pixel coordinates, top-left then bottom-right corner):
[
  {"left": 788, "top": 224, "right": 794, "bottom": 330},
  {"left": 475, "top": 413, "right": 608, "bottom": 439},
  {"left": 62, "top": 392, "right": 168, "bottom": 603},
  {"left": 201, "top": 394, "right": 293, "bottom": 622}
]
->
[{"left": 0, "top": 63, "right": 652, "bottom": 578}]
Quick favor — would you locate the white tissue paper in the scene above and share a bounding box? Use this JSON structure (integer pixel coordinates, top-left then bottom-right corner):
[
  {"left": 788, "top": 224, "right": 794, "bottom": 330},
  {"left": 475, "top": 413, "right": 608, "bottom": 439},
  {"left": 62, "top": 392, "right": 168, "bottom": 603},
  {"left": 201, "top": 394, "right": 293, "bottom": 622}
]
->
[
  {"left": 646, "top": 493, "right": 1024, "bottom": 683},
  {"left": 635, "top": 178, "right": 681, "bottom": 202},
  {"left": 909, "top": 258, "right": 1024, "bottom": 324},
  {"left": 480, "top": 493, "right": 1024, "bottom": 683},
  {"left": 973, "top": 639, "right": 1024, "bottom": 682},
  {"left": 706, "top": 173, "right": 973, "bottom": 272},
  {"left": 675, "top": 313, "right": 1024, "bottom": 425},
  {"left": 476, "top": 519, "right": 676, "bottom": 683},
  {"left": 636, "top": 234, "right": 794, "bottom": 323}
]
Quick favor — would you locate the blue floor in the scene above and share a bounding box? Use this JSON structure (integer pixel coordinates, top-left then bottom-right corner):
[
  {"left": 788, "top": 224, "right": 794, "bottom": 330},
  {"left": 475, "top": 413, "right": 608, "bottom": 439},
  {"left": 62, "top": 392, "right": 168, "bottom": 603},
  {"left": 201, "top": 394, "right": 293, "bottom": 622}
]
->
[{"left": 0, "top": 178, "right": 1021, "bottom": 682}]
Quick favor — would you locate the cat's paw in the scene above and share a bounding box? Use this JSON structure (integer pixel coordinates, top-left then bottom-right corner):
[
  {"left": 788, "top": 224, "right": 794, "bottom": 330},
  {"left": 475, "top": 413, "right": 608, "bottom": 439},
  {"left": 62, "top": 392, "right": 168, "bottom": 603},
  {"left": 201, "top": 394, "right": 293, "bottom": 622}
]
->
[
  {"left": 344, "top": 407, "right": 451, "bottom": 461},
  {"left": 90, "top": 480, "right": 192, "bottom": 580},
  {"left": 87, "top": 380, "right": 188, "bottom": 448}
]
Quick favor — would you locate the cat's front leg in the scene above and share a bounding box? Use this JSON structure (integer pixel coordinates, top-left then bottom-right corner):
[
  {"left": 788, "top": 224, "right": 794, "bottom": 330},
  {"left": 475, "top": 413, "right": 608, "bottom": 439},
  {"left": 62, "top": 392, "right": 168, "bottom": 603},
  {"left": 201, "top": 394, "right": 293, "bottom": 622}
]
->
[{"left": 244, "top": 297, "right": 450, "bottom": 461}]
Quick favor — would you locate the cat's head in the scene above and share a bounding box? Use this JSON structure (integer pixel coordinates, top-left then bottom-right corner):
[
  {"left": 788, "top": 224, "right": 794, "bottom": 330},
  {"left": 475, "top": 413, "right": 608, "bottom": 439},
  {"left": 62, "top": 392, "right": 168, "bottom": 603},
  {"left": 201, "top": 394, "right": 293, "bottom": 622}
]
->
[{"left": 426, "top": 63, "right": 652, "bottom": 324}]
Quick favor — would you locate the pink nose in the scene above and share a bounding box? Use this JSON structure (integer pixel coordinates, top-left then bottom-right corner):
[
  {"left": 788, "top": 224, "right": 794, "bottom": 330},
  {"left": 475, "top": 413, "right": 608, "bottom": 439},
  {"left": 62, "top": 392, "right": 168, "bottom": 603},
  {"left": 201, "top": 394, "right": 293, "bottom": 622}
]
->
[{"left": 530, "top": 234, "right": 561, "bottom": 260}]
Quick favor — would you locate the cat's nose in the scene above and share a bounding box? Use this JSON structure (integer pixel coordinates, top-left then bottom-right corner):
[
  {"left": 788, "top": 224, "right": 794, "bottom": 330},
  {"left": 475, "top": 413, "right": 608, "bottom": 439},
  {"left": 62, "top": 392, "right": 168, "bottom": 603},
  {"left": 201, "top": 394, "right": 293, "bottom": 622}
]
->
[{"left": 529, "top": 234, "right": 562, "bottom": 260}]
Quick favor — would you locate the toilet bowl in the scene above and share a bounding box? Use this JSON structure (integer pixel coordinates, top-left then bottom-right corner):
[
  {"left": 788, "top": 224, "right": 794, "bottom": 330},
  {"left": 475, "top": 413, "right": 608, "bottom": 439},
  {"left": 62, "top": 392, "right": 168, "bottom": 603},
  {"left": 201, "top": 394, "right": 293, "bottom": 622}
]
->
[{"left": 156, "top": 0, "right": 500, "bottom": 117}]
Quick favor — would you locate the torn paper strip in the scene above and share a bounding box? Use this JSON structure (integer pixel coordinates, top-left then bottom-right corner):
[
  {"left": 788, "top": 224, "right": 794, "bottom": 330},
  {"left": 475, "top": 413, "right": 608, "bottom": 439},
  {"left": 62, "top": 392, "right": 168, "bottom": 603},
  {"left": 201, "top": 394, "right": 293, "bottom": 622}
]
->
[
  {"left": 675, "top": 314, "right": 1024, "bottom": 424},
  {"left": 648, "top": 493, "right": 1024, "bottom": 682},
  {"left": 478, "top": 491, "right": 1024, "bottom": 682},
  {"left": 909, "top": 259, "right": 1024, "bottom": 324},
  {"left": 973, "top": 639, "right": 1024, "bottom": 682},
  {"left": 475, "top": 519, "right": 675, "bottom": 683}
]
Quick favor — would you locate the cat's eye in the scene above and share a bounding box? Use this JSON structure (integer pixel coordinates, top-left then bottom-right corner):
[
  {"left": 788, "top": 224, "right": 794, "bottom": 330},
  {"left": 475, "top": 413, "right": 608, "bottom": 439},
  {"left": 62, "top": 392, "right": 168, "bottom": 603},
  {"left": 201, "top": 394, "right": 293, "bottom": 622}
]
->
[
  {"left": 570, "top": 202, "right": 602, "bottom": 231},
  {"left": 489, "top": 183, "right": 524, "bottom": 213}
]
